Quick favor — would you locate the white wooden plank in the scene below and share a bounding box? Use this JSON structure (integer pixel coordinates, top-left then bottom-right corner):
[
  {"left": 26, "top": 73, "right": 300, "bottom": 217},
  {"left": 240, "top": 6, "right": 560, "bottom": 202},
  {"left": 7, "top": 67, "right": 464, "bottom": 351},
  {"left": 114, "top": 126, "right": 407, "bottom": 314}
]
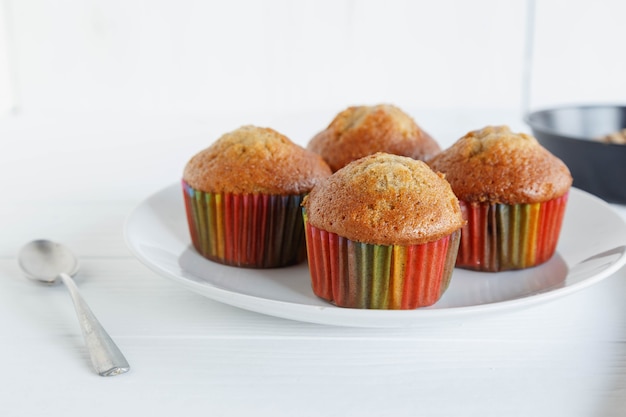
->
[
  {"left": 2, "top": 245, "right": 626, "bottom": 416},
  {"left": 2, "top": 258, "right": 626, "bottom": 341},
  {"left": 1, "top": 330, "right": 625, "bottom": 416}
]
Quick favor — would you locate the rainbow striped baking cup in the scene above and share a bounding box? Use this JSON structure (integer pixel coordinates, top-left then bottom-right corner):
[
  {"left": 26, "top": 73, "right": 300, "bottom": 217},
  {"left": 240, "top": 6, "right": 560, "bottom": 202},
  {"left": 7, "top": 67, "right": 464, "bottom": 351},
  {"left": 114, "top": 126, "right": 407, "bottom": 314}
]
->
[
  {"left": 303, "top": 211, "right": 461, "bottom": 309},
  {"left": 182, "top": 180, "right": 307, "bottom": 268},
  {"left": 456, "top": 193, "right": 568, "bottom": 271}
]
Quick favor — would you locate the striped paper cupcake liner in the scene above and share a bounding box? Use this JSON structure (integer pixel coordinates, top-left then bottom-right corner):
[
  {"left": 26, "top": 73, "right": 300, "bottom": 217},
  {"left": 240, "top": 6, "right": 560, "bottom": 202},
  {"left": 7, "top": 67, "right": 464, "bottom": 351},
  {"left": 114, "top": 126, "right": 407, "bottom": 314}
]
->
[
  {"left": 456, "top": 193, "right": 568, "bottom": 272},
  {"left": 303, "top": 211, "right": 461, "bottom": 309},
  {"left": 182, "top": 180, "right": 307, "bottom": 268}
]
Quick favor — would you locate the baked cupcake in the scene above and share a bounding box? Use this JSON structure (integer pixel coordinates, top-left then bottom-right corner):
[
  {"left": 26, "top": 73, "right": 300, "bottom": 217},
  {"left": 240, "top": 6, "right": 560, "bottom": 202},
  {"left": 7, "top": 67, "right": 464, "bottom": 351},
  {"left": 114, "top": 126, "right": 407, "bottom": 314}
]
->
[
  {"left": 183, "top": 125, "right": 332, "bottom": 268},
  {"left": 302, "top": 152, "right": 464, "bottom": 309},
  {"left": 307, "top": 104, "right": 440, "bottom": 172},
  {"left": 428, "top": 125, "right": 573, "bottom": 272}
]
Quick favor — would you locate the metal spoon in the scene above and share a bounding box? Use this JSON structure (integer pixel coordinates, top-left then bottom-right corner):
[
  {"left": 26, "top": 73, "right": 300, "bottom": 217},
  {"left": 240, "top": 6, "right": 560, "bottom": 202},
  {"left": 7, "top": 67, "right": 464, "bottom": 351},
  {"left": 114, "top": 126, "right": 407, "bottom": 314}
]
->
[{"left": 18, "top": 240, "right": 130, "bottom": 376}]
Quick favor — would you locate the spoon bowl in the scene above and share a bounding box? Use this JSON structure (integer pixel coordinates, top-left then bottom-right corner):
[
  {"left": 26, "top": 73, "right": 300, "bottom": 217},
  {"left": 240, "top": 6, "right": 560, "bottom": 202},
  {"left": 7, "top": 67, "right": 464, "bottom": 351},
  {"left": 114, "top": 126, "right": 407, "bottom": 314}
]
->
[
  {"left": 19, "top": 240, "right": 79, "bottom": 283},
  {"left": 18, "top": 239, "right": 130, "bottom": 376}
]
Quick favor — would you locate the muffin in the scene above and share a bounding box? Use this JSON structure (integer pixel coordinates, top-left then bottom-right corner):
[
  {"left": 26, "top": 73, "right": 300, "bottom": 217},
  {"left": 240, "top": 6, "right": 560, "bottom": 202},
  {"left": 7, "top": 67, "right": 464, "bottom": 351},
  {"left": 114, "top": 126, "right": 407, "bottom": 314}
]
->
[
  {"left": 307, "top": 104, "right": 441, "bottom": 172},
  {"left": 428, "top": 125, "right": 572, "bottom": 272},
  {"left": 183, "top": 125, "right": 332, "bottom": 268},
  {"left": 302, "top": 152, "right": 464, "bottom": 309}
]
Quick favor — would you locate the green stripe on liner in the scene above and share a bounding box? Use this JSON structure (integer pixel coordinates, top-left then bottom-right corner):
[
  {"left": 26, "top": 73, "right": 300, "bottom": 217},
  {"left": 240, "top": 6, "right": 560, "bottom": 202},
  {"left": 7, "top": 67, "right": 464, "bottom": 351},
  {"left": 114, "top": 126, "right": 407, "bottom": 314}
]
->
[
  {"left": 354, "top": 242, "right": 372, "bottom": 308},
  {"left": 371, "top": 245, "right": 392, "bottom": 309},
  {"left": 517, "top": 204, "right": 531, "bottom": 268},
  {"left": 498, "top": 202, "right": 541, "bottom": 269},
  {"left": 206, "top": 192, "right": 216, "bottom": 257},
  {"left": 496, "top": 204, "right": 509, "bottom": 269},
  {"left": 194, "top": 190, "right": 208, "bottom": 256}
]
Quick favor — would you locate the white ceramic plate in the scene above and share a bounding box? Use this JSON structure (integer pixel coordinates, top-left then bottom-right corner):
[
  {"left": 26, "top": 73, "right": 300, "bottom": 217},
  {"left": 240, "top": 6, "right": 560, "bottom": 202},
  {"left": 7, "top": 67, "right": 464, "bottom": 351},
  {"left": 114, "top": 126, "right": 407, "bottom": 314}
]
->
[{"left": 124, "top": 184, "right": 626, "bottom": 327}]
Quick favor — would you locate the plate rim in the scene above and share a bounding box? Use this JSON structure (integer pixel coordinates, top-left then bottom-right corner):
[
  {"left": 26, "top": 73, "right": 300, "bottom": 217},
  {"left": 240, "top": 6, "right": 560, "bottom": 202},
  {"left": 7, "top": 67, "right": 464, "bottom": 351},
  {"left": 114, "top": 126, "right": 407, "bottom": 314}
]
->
[{"left": 124, "top": 183, "right": 626, "bottom": 327}]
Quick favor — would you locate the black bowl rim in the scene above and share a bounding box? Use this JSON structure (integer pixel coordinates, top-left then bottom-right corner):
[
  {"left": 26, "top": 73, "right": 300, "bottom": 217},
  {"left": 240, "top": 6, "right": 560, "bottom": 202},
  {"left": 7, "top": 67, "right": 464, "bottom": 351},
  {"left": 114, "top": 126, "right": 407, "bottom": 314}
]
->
[{"left": 524, "top": 103, "right": 626, "bottom": 146}]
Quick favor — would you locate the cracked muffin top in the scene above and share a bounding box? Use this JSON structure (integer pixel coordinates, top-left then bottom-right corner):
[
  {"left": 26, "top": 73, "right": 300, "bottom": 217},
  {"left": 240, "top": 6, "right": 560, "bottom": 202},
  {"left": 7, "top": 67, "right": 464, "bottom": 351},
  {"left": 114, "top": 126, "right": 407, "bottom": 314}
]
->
[
  {"left": 183, "top": 125, "right": 332, "bottom": 194},
  {"left": 428, "top": 125, "right": 572, "bottom": 204},
  {"left": 303, "top": 152, "right": 464, "bottom": 246},
  {"left": 307, "top": 104, "right": 441, "bottom": 172}
]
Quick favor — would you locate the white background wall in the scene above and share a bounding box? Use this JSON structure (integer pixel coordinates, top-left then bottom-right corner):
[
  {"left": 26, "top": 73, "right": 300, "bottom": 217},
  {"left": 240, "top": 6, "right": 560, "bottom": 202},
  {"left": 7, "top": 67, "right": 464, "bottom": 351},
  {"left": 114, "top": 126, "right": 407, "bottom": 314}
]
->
[
  {"left": 0, "top": 0, "right": 625, "bottom": 202},
  {"left": 530, "top": 0, "right": 626, "bottom": 109},
  {"left": 1, "top": 0, "right": 625, "bottom": 118},
  {"left": 0, "top": 0, "right": 518, "bottom": 117}
]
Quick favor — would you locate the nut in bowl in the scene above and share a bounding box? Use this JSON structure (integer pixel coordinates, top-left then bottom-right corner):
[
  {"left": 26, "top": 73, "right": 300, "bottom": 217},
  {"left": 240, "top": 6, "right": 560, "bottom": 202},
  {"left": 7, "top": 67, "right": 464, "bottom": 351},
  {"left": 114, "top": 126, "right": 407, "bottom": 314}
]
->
[{"left": 525, "top": 104, "right": 626, "bottom": 204}]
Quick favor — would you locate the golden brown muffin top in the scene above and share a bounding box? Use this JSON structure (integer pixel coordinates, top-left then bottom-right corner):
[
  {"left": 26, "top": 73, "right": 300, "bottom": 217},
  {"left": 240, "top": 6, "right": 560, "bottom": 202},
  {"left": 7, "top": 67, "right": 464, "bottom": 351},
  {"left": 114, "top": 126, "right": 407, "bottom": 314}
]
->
[
  {"left": 303, "top": 153, "right": 464, "bottom": 246},
  {"left": 183, "top": 125, "right": 332, "bottom": 194},
  {"left": 428, "top": 125, "right": 573, "bottom": 204},
  {"left": 307, "top": 104, "right": 441, "bottom": 172}
]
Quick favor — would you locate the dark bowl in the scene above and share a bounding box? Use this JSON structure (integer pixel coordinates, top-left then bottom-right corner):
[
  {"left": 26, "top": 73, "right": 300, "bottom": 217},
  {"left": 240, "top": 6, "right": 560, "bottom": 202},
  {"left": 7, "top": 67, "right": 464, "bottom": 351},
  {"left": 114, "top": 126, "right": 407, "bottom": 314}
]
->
[{"left": 525, "top": 104, "right": 626, "bottom": 204}]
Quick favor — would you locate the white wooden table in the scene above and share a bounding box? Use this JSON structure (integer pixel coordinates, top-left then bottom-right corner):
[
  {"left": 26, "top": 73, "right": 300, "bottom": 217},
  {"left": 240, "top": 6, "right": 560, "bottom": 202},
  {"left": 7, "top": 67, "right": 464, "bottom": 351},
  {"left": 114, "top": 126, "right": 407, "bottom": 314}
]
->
[{"left": 2, "top": 110, "right": 626, "bottom": 417}]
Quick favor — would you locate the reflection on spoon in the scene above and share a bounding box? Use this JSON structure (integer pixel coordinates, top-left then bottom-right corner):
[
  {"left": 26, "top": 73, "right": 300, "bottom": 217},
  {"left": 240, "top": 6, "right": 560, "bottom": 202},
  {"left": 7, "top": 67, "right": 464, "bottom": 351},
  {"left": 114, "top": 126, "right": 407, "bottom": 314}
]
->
[{"left": 18, "top": 240, "right": 130, "bottom": 376}]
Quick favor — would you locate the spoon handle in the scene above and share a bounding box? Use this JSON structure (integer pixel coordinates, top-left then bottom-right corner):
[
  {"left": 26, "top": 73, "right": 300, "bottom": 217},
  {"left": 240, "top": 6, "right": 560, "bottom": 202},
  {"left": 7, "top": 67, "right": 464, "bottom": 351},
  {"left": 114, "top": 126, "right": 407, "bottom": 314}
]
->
[{"left": 59, "top": 273, "right": 130, "bottom": 376}]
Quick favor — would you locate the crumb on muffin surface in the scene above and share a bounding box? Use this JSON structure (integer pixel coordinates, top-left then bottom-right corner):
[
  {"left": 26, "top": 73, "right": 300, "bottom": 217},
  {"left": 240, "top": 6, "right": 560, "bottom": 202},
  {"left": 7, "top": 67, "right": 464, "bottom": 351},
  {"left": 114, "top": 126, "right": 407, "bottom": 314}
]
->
[
  {"left": 307, "top": 104, "right": 441, "bottom": 172},
  {"left": 303, "top": 152, "right": 464, "bottom": 246},
  {"left": 183, "top": 125, "right": 332, "bottom": 194},
  {"left": 428, "top": 125, "right": 572, "bottom": 204}
]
